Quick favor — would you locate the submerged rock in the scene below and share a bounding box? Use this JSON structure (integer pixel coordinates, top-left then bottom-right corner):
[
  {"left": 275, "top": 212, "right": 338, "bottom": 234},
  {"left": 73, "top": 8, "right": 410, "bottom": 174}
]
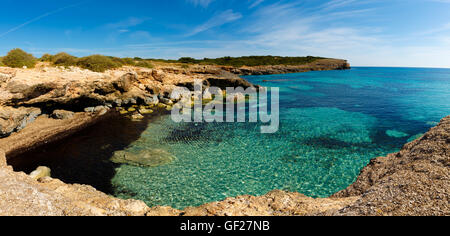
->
[
  {"left": 386, "top": 129, "right": 409, "bottom": 138},
  {"left": 138, "top": 108, "right": 153, "bottom": 114},
  {"left": 131, "top": 113, "right": 144, "bottom": 121},
  {"left": 111, "top": 149, "right": 176, "bottom": 167},
  {"left": 29, "top": 166, "right": 51, "bottom": 181}
]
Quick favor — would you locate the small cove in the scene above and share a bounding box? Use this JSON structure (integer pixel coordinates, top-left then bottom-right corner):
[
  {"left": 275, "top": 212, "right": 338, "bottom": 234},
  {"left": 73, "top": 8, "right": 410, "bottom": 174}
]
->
[{"left": 8, "top": 67, "right": 450, "bottom": 210}]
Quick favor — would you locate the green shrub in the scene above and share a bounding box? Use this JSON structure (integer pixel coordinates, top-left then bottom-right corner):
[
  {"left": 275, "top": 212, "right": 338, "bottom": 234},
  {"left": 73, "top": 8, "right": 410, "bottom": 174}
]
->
[
  {"left": 136, "top": 60, "right": 154, "bottom": 68},
  {"left": 2, "top": 48, "right": 37, "bottom": 68},
  {"left": 110, "top": 57, "right": 136, "bottom": 66},
  {"left": 76, "top": 55, "right": 121, "bottom": 72},
  {"left": 52, "top": 52, "right": 78, "bottom": 66},
  {"left": 40, "top": 53, "right": 54, "bottom": 62},
  {"left": 122, "top": 57, "right": 136, "bottom": 66},
  {"left": 178, "top": 57, "right": 198, "bottom": 64},
  {"left": 0, "top": 57, "right": 5, "bottom": 67}
]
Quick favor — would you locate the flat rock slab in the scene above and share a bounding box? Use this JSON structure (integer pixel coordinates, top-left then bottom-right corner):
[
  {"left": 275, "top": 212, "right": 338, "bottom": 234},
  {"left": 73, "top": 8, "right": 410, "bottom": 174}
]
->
[{"left": 111, "top": 149, "right": 177, "bottom": 167}]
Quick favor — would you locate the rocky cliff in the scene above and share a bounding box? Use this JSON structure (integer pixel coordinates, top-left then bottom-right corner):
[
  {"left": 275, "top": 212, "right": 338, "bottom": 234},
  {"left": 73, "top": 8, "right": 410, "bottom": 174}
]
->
[{"left": 220, "top": 58, "right": 350, "bottom": 75}]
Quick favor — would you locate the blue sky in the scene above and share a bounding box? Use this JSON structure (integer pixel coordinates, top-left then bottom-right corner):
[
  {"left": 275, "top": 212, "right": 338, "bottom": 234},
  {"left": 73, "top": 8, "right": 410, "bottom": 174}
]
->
[{"left": 1, "top": 0, "right": 450, "bottom": 67}]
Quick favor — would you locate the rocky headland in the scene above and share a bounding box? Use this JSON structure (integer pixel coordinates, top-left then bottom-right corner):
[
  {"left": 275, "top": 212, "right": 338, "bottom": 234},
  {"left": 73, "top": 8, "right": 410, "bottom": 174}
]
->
[{"left": 1, "top": 59, "right": 448, "bottom": 216}]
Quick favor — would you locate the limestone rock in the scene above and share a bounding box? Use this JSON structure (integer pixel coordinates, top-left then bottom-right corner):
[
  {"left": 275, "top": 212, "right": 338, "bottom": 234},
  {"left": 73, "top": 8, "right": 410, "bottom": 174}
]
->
[
  {"left": 138, "top": 108, "right": 153, "bottom": 114},
  {"left": 84, "top": 107, "right": 95, "bottom": 113},
  {"left": 144, "top": 96, "right": 159, "bottom": 106},
  {"left": 0, "top": 167, "right": 151, "bottom": 216},
  {"left": 0, "top": 106, "right": 41, "bottom": 137},
  {"left": 0, "top": 149, "right": 6, "bottom": 168},
  {"left": 0, "top": 73, "right": 12, "bottom": 83},
  {"left": 94, "top": 106, "right": 108, "bottom": 115},
  {"left": 52, "top": 110, "right": 75, "bottom": 120},
  {"left": 159, "top": 98, "right": 174, "bottom": 105},
  {"left": 112, "top": 72, "right": 138, "bottom": 92},
  {"left": 131, "top": 113, "right": 144, "bottom": 120},
  {"left": 29, "top": 166, "right": 51, "bottom": 181}
]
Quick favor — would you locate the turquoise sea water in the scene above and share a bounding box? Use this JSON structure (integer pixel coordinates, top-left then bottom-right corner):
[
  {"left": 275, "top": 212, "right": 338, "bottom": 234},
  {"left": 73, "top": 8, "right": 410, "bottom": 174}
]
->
[
  {"left": 110, "top": 67, "right": 450, "bottom": 209},
  {"left": 10, "top": 67, "right": 450, "bottom": 210}
]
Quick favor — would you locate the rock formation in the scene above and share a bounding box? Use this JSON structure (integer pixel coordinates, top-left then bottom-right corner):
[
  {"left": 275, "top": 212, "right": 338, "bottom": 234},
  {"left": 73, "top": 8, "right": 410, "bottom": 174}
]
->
[{"left": 220, "top": 59, "right": 350, "bottom": 75}]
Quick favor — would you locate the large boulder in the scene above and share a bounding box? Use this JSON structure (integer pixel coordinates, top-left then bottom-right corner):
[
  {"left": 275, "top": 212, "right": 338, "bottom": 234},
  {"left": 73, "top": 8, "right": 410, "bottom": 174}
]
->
[
  {"left": 0, "top": 73, "right": 12, "bottom": 84},
  {"left": 112, "top": 72, "right": 138, "bottom": 93},
  {"left": 0, "top": 106, "right": 41, "bottom": 137}
]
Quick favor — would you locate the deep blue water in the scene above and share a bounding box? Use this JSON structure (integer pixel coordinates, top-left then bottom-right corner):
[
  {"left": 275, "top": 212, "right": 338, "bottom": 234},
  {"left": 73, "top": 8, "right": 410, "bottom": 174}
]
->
[{"left": 108, "top": 67, "right": 450, "bottom": 209}]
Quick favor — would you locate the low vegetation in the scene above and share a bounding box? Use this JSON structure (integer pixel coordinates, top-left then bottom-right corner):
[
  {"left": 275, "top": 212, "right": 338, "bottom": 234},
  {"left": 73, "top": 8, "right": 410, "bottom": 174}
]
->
[
  {"left": 75, "top": 55, "right": 121, "bottom": 72},
  {"left": 135, "top": 60, "right": 154, "bottom": 69},
  {"left": 176, "top": 56, "right": 325, "bottom": 67},
  {"left": 1, "top": 48, "right": 325, "bottom": 71},
  {"left": 2, "top": 49, "right": 37, "bottom": 68},
  {"left": 52, "top": 52, "right": 78, "bottom": 66}
]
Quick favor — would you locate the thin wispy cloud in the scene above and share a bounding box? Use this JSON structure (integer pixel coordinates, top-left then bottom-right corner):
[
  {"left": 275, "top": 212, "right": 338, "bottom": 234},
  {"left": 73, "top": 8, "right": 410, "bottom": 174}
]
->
[
  {"left": 186, "top": 9, "right": 242, "bottom": 37},
  {"left": 0, "top": 1, "right": 87, "bottom": 39},
  {"left": 187, "top": 0, "right": 215, "bottom": 7},
  {"left": 105, "top": 17, "right": 149, "bottom": 29},
  {"left": 249, "top": 0, "right": 265, "bottom": 9}
]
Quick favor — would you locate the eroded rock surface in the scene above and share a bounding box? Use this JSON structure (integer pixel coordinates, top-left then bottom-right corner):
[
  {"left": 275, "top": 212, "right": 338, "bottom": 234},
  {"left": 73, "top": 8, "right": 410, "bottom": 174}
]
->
[
  {"left": 0, "top": 106, "right": 41, "bottom": 137},
  {"left": 0, "top": 164, "right": 150, "bottom": 216}
]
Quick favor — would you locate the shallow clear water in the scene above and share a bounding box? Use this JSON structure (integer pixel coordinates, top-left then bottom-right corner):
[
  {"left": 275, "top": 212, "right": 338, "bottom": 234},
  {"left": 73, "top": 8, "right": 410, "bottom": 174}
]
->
[
  {"left": 10, "top": 67, "right": 450, "bottom": 210},
  {"left": 110, "top": 67, "right": 450, "bottom": 209}
]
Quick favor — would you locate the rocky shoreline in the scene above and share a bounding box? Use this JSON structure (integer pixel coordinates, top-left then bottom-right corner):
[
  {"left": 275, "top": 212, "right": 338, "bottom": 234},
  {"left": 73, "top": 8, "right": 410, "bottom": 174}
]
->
[{"left": 1, "top": 59, "right": 448, "bottom": 216}]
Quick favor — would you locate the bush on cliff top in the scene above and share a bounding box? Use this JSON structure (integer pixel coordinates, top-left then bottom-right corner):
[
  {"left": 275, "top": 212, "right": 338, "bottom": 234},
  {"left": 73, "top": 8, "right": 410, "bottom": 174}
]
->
[
  {"left": 76, "top": 55, "right": 121, "bottom": 72},
  {"left": 0, "top": 57, "right": 5, "bottom": 67},
  {"left": 52, "top": 52, "right": 78, "bottom": 66},
  {"left": 40, "top": 53, "right": 53, "bottom": 62},
  {"left": 2, "top": 48, "right": 37, "bottom": 68},
  {"left": 136, "top": 60, "right": 154, "bottom": 68},
  {"left": 110, "top": 56, "right": 136, "bottom": 66}
]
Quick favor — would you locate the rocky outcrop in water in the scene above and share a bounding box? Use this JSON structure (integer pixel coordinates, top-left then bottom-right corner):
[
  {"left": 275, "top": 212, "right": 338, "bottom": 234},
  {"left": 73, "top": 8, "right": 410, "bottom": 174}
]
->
[{"left": 220, "top": 59, "right": 350, "bottom": 75}]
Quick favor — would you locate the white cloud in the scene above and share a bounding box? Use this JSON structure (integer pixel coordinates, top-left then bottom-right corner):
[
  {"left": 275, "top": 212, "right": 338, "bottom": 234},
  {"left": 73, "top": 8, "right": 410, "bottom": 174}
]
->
[
  {"left": 186, "top": 9, "right": 242, "bottom": 37},
  {"left": 249, "top": 0, "right": 264, "bottom": 9}
]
